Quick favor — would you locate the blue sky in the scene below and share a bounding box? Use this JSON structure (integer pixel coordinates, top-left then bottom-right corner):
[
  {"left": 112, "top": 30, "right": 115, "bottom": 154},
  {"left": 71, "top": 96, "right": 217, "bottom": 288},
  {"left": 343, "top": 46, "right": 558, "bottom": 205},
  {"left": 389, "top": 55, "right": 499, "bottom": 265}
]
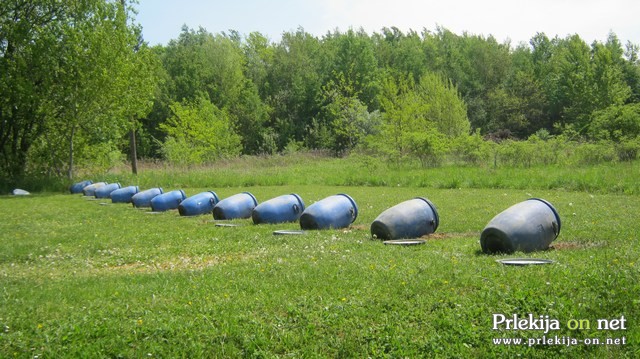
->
[{"left": 135, "top": 0, "right": 640, "bottom": 46}]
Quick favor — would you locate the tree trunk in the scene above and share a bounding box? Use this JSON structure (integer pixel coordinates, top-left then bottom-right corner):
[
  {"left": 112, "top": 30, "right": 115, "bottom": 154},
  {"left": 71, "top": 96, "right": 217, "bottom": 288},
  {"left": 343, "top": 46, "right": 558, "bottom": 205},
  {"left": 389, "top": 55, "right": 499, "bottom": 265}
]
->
[
  {"left": 129, "top": 127, "right": 138, "bottom": 175},
  {"left": 67, "top": 125, "right": 75, "bottom": 180}
]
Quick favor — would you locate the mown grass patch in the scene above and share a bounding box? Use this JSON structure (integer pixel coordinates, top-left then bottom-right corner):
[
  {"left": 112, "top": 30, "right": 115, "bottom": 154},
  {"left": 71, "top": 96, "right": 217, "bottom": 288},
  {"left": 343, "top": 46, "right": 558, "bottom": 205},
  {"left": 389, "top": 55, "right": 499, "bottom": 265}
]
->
[{"left": 1, "top": 186, "right": 638, "bottom": 357}]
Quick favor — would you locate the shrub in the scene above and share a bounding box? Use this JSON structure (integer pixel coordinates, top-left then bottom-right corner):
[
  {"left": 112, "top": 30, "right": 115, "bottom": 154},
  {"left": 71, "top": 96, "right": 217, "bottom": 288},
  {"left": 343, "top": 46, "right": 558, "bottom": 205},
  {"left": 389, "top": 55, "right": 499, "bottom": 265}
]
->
[
  {"left": 568, "top": 140, "right": 618, "bottom": 166},
  {"left": 447, "top": 134, "right": 627, "bottom": 168},
  {"left": 450, "top": 131, "right": 490, "bottom": 165},
  {"left": 616, "top": 137, "right": 640, "bottom": 161},
  {"left": 497, "top": 140, "right": 535, "bottom": 167},
  {"left": 589, "top": 103, "right": 640, "bottom": 140},
  {"left": 160, "top": 95, "right": 242, "bottom": 165},
  {"left": 406, "top": 128, "right": 450, "bottom": 167}
]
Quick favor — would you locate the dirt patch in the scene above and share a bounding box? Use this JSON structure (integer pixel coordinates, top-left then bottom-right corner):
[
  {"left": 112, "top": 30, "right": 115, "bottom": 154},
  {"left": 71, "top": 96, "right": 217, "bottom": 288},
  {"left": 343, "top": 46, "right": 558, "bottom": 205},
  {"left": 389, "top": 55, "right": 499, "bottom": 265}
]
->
[
  {"left": 421, "top": 232, "right": 479, "bottom": 240},
  {"left": 350, "top": 224, "right": 369, "bottom": 231},
  {"left": 98, "top": 252, "right": 261, "bottom": 275},
  {"left": 548, "top": 241, "right": 607, "bottom": 250},
  {"left": 351, "top": 225, "right": 478, "bottom": 240}
]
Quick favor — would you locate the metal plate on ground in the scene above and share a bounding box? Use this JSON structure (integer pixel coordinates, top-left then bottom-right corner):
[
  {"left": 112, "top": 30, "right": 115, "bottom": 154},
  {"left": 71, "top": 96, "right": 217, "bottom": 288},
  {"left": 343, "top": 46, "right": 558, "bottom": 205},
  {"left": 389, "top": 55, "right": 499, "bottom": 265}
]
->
[
  {"left": 497, "top": 258, "right": 555, "bottom": 266},
  {"left": 383, "top": 239, "right": 426, "bottom": 246},
  {"left": 146, "top": 211, "right": 163, "bottom": 214},
  {"left": 215, "top": 223, "right": 240, "bottom": 227},
  {"left": 273, "top": 230, "right": 306, "bottom": 235}
]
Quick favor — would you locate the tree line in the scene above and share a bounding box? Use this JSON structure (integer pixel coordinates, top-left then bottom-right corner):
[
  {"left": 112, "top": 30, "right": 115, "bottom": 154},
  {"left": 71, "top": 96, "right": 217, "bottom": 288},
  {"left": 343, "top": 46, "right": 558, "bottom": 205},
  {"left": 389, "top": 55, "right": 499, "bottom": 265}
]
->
[{"left": 2, "top": 0, "right": 640, "bottom": 183}]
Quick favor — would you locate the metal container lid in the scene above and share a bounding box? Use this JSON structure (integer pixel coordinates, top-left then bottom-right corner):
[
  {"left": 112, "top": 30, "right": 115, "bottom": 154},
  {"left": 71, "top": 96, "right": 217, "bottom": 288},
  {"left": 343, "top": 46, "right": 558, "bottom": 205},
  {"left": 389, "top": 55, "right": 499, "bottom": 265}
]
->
[
  {"left": 383, "top": 239, "right": 426, "bottom": 246},
  {"left": 497, "top": 258, "right": 555, "bottom": 266}
]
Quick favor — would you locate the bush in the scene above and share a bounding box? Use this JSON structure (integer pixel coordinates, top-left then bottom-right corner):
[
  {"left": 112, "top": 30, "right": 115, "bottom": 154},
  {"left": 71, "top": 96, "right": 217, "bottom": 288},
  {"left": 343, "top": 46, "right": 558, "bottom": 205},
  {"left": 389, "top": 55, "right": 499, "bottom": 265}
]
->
[
  {"left": 160, "top": 137, "right": 202, "bottom": 166},
  {"left": 362, "top": 130, "right": 634, "bottom": 169},
  {"left": 616, "top": 137, "right": 640, "bottom": 161},
  {"left": 497, "top": 140, "right": 536, "bottom": 167},
  {"left": 447, "top": 134, "right": 628, "bottom": 168},
  {"left": 450, "top": 131, "right": 489, "bottom": 165},
  {"left": 568, "top": 140, "right": 618, "bottom": 166},
  {"left": 525, "top": 134, "right": 556, "bottom": 165},
  {"left": 406, "top": 129, "right": 450, "bottom": 167},
  {"left": 589, "top": 103, "right": 640, "bottom": 140},
  {"left": 160, "top": 95, "right": 242, "bottom": 165}
]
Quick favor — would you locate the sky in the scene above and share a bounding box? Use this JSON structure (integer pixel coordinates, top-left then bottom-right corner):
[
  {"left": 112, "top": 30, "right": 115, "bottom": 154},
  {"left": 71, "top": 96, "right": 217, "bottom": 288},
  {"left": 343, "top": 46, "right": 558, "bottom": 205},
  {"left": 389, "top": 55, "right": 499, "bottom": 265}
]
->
[{"left": 135, "top": 0, "right": 640, "bottom": 47}]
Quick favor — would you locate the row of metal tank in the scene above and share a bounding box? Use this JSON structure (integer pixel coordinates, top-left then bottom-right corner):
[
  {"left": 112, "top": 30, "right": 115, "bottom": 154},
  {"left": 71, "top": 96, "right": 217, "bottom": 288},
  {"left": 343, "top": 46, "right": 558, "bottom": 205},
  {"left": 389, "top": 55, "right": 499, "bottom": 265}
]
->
[{"left": 70, "top": 180, "right": 561, "bottom": 254}]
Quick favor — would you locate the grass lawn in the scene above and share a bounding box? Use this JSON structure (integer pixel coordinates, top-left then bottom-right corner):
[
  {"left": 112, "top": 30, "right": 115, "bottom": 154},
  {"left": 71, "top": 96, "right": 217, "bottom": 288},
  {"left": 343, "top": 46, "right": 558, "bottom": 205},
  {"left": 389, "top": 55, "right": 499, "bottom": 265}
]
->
[{"left": 1, "top": 182, "right": 638, "bottom": 357}]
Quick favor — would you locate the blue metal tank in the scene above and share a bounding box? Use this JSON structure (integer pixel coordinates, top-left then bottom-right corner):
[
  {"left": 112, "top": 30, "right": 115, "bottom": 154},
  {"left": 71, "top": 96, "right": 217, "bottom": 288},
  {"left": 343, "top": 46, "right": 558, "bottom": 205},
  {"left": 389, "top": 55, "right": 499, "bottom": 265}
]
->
[
  {"left": 94, "top": 183, "right": 121, "bottom": 199},
  {"left": 131, "top": 188, "right": 163, "bottom": 208},
  {"left": 480, "top": 198, "right": 561, "bottom": 254},
  {"left": 110, "top": 186, "right": 140, "bottom": 203},
  {"left": 178, "top": 191, "right": 220, "bottom": 216},
  {"left": 150, "top": 190, "right": 187, "bottom": 212},
  {"left": 82, "top": 182, "right": 106, "bottom": 197},
  {"left": 370, "top": 197, "right": 439, "bottom": 240},
  {"left": 212, "top": 192, "right": 258, "bottom": 220},
  {"left": 252, "top": 193, "right": 305, "bottom": 224},
  {"left": 70, "top": 180, "right": 92, "bottom": 194},
  {"left": 299, "top": 194, "right": 358, "bottom": 230}
]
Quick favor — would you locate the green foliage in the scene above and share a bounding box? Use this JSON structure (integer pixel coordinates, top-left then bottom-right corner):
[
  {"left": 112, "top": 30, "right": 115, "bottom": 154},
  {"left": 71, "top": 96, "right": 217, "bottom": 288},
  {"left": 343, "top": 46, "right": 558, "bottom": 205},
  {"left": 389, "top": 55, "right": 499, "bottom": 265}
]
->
[
  {"left": 406, "top": 127, "right": 450, "bottom": 167},
  {"left": 319, "top": 74, "right": 382, "bottom": 155},
  {"left": 567, "top": 141, "right": 618, "bottom": 165},
  {"left": 45, "top": 0, "right": 152, "bottom": 178},
  {"left": 78, "top": 141, "right": 126, "bottom": 175},
  {"left": 153, "top": 27, "right": 268, "bottom": 155},
  {"left": 323, "top": 28, "right": 381, "bottom": 108},
  {"left": 496, "top": 139, "right": 538, "bottom": 167},
  {"left": 371, "top": 71, "right": 469, "bottom": 164},
  {"left": 0, "top": 0, "right": 59, "bottom": 178},
  {"left": 450, "top": 130, "right": 490, "bottom": 165},
  {"left": 160, "top": 95, "right": 241, "bottom": 165},
  {"left": 375, "top": 72, "right": 418, "bottom": 160},
  {"left": 161, "top": 27, "right": 245, "bottom": 107},
  {"left": 591, "top": 36, "right": 632, "bottom": 110},
  {"left": 589, "top": 103, "right": 640, "bottom": 140},
  {"left": 0, "top": 0, "right": 160, "bottom": 181},
  {"left": 374, "top": 28, "right": 427, "bottom": 81},
  {"left": 266, "top": 29, "right": 323, "bottom": 150},
  {"left": 417, "top": 72, "right": 470, "bottom": 137},
  {"left": 3, "top": 5, "right": 640, "bottom": 181},
  {"left": 427, "top": 28, "right": 512, "bottom": 131},
  {"left": 304, "top": 117, "right": 333, "bottom": 151},
  {"left": 622, "top": 41, "right": 640, "bottom": 103},
  {"left": 615, "top": 136, "right": 640, "bottom": 161},
  {"left": 327, "top": 98, "right": 378, "bottom": 155},
  {"left": 369, "top": 130, "right": 635, "bottom": 169},
  {"left": 546, "top": 34, "right": 632, "bottom": 134}
]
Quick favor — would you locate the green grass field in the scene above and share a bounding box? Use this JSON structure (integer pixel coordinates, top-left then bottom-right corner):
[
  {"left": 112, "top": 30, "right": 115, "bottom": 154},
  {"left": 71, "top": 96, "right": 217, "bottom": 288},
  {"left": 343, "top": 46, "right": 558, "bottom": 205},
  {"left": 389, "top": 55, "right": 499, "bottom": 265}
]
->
[{"left": 1, "top": 159, "right": 639, "bottom": 357}]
